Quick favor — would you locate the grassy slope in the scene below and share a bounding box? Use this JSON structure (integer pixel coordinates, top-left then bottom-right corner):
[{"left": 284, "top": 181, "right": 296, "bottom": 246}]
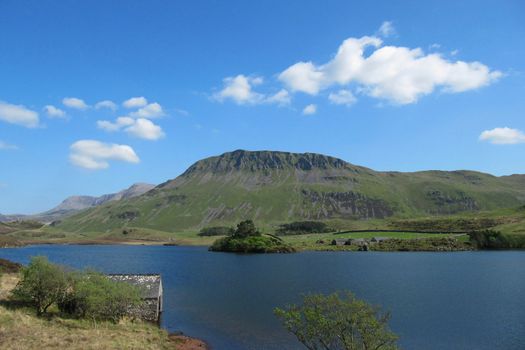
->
[{"left": 15, "top": 150, "right": 525, "bottom": 240}]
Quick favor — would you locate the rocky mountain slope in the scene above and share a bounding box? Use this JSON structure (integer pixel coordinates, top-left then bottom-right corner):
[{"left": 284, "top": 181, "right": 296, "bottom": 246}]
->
[{"left": 55, "top": 150, "right": 525, "bottom": 233}]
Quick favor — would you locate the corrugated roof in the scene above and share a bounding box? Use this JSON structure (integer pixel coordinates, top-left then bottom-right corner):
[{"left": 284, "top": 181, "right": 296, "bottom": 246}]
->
[{"left": 108, "top": 274, "right": 162, "bottom": 299}]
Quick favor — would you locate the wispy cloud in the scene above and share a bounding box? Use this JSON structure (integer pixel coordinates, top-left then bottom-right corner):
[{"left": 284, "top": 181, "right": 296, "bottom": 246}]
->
[
  {"left": 123, "top": 97, "right": 148, "bottom": 109},
  {"left": 213, "top": 74, "right": 291, "bottom": 106},
  {"left": 377, "top": 21, "right": 396, "bottom": 38},
  {"left": 63, "top": 97, "right": 89, "bottom": 110},
  {"left": 0, "top": 101, "right": 39, "bottom": 128},
  {"left": 479, "top": 127, "right": 525, "bottom": 144},
  {"left": 302, "top": 104, "right": 317, "bottom": 115},
  {"left": 328, "top": 90, "right": 357, "bottom": 106},
  {"left": 44, "top": 105, "right": 66, "bottom": 118},
  {"left": 130, "top": 102, "right": 165, "bottom": 119},
  {"left": 95, "top": 100, "right": 118, "bottom": 111},
  {"left": 97, "top": 116, "right": 165, "bottom": 140},
  {"left": 0, "top": 140, "right": 18, "bottom": 150}
]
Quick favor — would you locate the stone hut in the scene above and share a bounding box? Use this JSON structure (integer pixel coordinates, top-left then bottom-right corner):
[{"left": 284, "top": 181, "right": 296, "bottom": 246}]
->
[
  {"left": 108, "top": 274, "right": 163, "bottom": 322},
  {"left": 331, "top": 238, "right": 349, "bottom": 246}
]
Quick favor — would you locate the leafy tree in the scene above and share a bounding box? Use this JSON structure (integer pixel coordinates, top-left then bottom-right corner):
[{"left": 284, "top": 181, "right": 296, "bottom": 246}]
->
[
  {"left": 275, "top": 291, "right": 398, "bottom": 350},
  {"left": 232, "top": 220, "right": 260, "bottom": 238},
  {"left": 12, "top": 256, "right": 70, "bottom": 315}
]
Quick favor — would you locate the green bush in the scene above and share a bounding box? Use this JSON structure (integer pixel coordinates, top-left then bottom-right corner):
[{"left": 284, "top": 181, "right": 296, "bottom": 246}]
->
[
  {"left": 60, "top": 271, "right": 142, "bottom": 322},
  {"left": 277, "top": 221, "right": 333, "bottom": 235},
  {"left": 275, "top": 291, "right": 399, "bottom": 350},
  {"left": 12, "top": 256, "right": 70, "bottom": 315}
]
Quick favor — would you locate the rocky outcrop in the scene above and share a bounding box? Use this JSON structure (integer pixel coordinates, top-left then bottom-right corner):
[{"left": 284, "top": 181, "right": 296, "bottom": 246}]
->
[{"left": 301, "top": 190, "right": 394, "bottom": 219}]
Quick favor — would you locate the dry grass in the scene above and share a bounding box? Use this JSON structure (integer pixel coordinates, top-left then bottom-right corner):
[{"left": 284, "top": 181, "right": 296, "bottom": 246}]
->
[{"left": 0, "top": 273, "right": 195, "bottom": 350}]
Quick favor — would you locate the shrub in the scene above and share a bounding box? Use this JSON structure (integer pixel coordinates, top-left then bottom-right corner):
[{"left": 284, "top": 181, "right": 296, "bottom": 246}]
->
[
  {"left": 59, "top": 271, "right": 142, "bottom": 322},
  {"left": 277, "top": 221, "right": 333, "bottom": 235},
  {"left": 469, "top": 230, "right": 525, "bottom": 249},
  {"left": 12, "top": 256, "right": 70, "bottom": 315},
  {"left": 198, "top": 226, "right": 234, "bottom": 236},
  {"left": 275, "top": 291, "right": 399, "bottom": 350}
]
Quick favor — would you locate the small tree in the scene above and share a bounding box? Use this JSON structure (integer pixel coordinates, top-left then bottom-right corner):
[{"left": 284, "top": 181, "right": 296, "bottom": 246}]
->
[
  {"left": 12, "top": 256, "right": 69, "bottom": 315},
  {"left": 232, "top": 220, "right": 260, "bottom": 238},
  {"left": 275, "top": 291, "right": 398, "bottom": 350}
]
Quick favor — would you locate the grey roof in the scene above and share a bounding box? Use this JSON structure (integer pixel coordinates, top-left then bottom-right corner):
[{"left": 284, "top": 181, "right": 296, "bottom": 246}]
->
[{"left": 107, "top": 274, "right": 162, "bottom": 299}]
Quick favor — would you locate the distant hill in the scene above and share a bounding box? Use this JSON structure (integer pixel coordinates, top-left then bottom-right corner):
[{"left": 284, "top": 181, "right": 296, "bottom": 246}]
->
[
  {"left": 54, "top": 150, "right": 525, "bottom": 233},
  {"left": 0, "top": 183, "right": 155, "bottom": 223}
]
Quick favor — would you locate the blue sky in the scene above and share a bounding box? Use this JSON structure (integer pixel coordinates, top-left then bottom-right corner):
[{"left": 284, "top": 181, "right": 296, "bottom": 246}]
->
[{"left": 1, "top": 0, "right": 524, "bottom": 214}]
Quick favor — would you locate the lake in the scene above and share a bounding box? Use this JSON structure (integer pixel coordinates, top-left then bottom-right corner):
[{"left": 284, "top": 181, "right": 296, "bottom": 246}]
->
[{"left": 1, "top": 245, "right": 524, "bottom": 349}]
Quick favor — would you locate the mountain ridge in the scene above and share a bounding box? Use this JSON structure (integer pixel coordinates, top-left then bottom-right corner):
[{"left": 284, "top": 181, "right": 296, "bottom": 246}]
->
[
  {"left": 0, "top": 183, "right": 155, "bottom": 223},
  {"left": 54, "top": 150, "right": 525, "bottom": 233}
]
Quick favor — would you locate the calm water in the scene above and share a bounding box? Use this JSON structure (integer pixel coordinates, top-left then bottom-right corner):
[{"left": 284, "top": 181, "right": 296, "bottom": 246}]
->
[{"left": 1, "top": 245, "right": 524, "bottom": 349}]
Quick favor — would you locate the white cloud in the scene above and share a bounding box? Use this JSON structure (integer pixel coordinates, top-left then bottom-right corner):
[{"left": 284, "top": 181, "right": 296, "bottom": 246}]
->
[
  {"left": 213, "top": 75, "right": 292, "bottom": 106},
  {"left": 278, "top": 35, "right": 501, "bottom": 104},
  {"left": 279, "top": 61, "right": 326, "bottom": 95},
  {"left": 125, "top": 118, "right": 165, "bottom": 140},
  {"left": 378, "top": 21, "right": 396, "bottom": 38},
  {"left": 69, "top": 140, "right": 140, "bottom": 170},
  {"left": 129, "top": 102, "right": 165, "bottom": 119},
  {"left": 328, "top": 89, "right": 357, "bottom": 106},
  {"left": 213, "top": 75, "right": 265, "bottom": 105},
  {"left": 95, "top": 100, "right": 117, "bottom": 111},
  {"left": 97, "top": 116, "right": 135, "bottom": 132},
  {"left": 302, "top": 104, "right": 317, "bottom": 115},
  {"left": 265, "top": 89, "right": 291, "bottom": 106},
  {"left": 97, "top": 116, "right": 164, "bottom": 140},
  {"left": 63, "top": 97, "right": 89, "bottom": 110},
  {"left": 44, "top": 105, "right": 66, "bottom": 118},
  {"left": 479, "top": 127, "right": 525, "bottom": 145},
  {"left": 0, "top": 101, "right": 39, "bottom": 128},
  {"left": 123, "top": 96, "right": 148, "bottom": 109},
  {"left": 0, "top": 140, "right": 18, "bottom": 150}
]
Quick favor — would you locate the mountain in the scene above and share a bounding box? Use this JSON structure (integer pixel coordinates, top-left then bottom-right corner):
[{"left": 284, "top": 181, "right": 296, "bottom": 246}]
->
[
  {"left": 0, "top": 183, "right": 155, "bottom": 223},
  {"left": 54, "top": 150, "right": 525, "bottom": 233}
]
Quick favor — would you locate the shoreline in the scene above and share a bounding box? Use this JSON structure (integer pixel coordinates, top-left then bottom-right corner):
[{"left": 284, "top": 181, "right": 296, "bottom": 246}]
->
[
  {"left": 2, "top": 235, "right": 523, "bottom": 252},
  {"left": 0, "top": 259, "right": 209, "bottom": 350}
]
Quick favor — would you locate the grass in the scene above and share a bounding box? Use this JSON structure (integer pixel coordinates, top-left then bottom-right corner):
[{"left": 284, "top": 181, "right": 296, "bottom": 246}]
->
[{"left": 0, "top": 273, "right": 203, "bottom": 350}]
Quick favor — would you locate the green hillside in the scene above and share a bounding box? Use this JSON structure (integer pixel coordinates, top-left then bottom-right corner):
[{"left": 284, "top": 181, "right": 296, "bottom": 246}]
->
[{"left": 54, "top": 150, "right": 525, "bottom": 234}]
